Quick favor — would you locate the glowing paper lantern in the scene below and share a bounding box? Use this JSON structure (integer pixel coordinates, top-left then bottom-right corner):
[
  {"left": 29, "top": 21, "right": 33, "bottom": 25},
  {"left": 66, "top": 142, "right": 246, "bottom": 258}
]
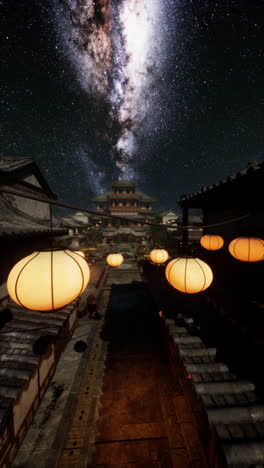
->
[
  {"left": 149, "top": 249, "right": 169, "bottom": 264},
  {"left": 7, "top": 250, "right": 90, "bottom": 311},
  {"left": 228, "top": 237, "right": 264, "bottom": 262},
  {"left": 75, "top": 251, "right": 85, "bottom": 258},
  {"left": 106, "top": 253, "right": 124, "bottom": 267},
  {"left": 200, "top": 234, "right": 224, "bottom": 251},
  {"left": 165, "top": 257, "right": 213, "bottom": 294}
]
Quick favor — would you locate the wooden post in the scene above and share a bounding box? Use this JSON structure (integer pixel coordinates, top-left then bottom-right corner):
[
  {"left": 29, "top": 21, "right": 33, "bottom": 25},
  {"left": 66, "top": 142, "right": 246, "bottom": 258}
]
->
[{"left": 182, "top": 207, "right": 189, "bottom": 250}]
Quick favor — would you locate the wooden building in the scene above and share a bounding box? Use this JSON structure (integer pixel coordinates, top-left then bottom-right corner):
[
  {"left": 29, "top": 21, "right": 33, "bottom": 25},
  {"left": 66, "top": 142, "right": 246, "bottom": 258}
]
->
[
  {"left": 0, "top": 157, "right": 78, "bottom": 466},
  {"left": 92, "top": 181, "right": 157, "bottom": 243},
  {"left": 0, "top": 156, "right": 68, "bottom": 303},
  {"left": 179, "top": 160, "right": 264, "bottom": 243},
  {"left": 178, "top": 160, "right": 264, "bottom": 395}
]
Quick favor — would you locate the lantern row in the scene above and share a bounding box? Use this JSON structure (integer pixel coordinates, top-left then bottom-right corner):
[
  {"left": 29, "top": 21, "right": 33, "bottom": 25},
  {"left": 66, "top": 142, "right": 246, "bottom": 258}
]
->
[
  {"left": 6, "top": 235, "right": 264, "bottom": 312},
  {"left": 200, "top": 234, "right": 264, "bottom": 262},
  {"left": 148, "top": 235, "right": 264, "bottom": 295}
]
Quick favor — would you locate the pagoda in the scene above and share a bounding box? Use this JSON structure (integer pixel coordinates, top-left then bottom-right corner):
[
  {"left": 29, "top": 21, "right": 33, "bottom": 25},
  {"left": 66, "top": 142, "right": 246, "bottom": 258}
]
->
[{"left": 92, "top": 181, "right": 157, "bottom": 243}]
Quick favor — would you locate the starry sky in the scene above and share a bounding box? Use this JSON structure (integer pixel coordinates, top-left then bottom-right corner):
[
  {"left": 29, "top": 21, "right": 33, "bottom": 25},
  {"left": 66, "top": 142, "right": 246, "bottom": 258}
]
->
[{"left": 1, "top": 0, "right": 264, "bottom": 211}]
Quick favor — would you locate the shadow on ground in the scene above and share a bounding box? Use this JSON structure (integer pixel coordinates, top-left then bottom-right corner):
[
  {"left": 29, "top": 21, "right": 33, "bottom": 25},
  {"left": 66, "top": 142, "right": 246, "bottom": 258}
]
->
[{"left": 101, "top": 281, "right": 160, "bottom": 350}]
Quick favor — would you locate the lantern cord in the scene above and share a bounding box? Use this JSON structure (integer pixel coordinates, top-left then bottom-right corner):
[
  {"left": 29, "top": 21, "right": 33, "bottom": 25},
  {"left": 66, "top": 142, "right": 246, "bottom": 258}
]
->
[
  {"left": 0, "top": 187, "right": 250, "bottom": 230},
  {"left": 50, "top": 203, "right": 53, "bottom": 241}
]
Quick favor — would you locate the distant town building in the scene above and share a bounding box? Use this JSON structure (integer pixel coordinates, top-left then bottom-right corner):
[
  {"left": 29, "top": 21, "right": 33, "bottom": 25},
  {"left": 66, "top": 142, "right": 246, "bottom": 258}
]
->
[
  {"left": 92, "top": 180, "right": 157, "bottom": 243},
  {"left": 59, "top": 210, "right": 90, "bottom": 249},
  {"left": 62, "top": 211, "right": 89, "bottom": 229},
  {"left": 160, "top": 209, "right": 179, "bottom": 230}
]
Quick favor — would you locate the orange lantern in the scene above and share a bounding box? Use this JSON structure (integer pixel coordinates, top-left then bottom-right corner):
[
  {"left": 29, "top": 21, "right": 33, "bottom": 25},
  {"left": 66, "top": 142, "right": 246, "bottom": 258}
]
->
[
  {"left": 200, "top": 234, "right": 224, "bottom": 251},
  {"left": 228, "top": 237, "right": 264, "bottom": 262},
  {"left": 106, "top": 253, "right": 124, "bottom": 267},
  {"left": 75, "top": 251, "right": 85, "bottom": 257},
  {"left": 7, "top": 250, "right": 90, "bottom": 311},
  {"left": 165, "top": 257, "right": 213, "bottom": 294},
  {"left": 149, "top": 249, "right": 169, "bottom": 264}
]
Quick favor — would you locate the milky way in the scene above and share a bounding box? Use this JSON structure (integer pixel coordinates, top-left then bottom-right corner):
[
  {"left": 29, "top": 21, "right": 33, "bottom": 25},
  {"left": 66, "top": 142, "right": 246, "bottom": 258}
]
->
[
  {"left": 2, "top": 0, "right": 263, "bottom": 208},
  {"left": 52, "top": 0, "right": 164, "bottom": 186}
]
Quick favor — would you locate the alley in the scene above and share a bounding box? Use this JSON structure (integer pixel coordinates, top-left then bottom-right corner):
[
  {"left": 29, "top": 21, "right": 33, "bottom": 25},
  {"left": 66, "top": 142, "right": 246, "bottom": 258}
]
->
[{"left": 60, "top": 261, "right": 208, "bottom": 467}]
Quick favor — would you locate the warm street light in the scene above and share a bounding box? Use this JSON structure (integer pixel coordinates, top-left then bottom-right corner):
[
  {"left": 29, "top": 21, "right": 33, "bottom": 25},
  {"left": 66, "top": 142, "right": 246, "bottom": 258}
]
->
[
  {"left": 75, "top": 251, "right": 85, "bottom": 257},
  {"left": 106, "top": 253, "right": 124, "bottom": 267},
  {"left": 200, "top": 234, "right": 224, "bottom": 250},
  {"left": 229, "top": 237, "right": 264, "bottom": 262},
  {"left": 7, "top": 250, "right": 90, "bottom": 311},
  {"left": 149, "top": 249, "right": 169, "bottom": 264},
  {"left": 165, "top": 257, "right": 213, "bottom": 294}
]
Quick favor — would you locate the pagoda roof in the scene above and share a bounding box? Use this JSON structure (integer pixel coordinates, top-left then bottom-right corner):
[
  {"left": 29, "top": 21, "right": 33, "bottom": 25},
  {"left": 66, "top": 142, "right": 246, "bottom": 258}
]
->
[
  {"left": 92, "top": 190, "right": 156, "bottom": 202},
  {"left": 112, "top": 180, "right": 136, "bottom": 187},
  {"left": 137, "top": 191, "right": 156, "bottom": 202},
  {"left": 91, "top": 192, "right": 111, "bottom": 202}
]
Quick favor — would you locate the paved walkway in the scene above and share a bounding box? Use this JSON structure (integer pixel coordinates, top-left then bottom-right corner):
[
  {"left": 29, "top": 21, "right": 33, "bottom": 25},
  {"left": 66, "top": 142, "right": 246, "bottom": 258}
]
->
[
  {"left": 14, "top": 261, "right": 209, "bottom": 467},
  {"left": 13, "top": 263, "right": 107, "bottom": 468},
  {"left": 88, "top": 272, "right": 209, "bottom": 468}
]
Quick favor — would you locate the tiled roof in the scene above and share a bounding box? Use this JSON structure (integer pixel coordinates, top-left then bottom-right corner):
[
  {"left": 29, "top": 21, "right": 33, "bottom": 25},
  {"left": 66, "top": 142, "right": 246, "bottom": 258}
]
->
[
  {"left": 165, "top": 316, "right": 264, "bottom": 467},
  {"left": 61, "top": 216, "right": 88, "bottom": 228},
  {"left": 0, "top": 156, "right": 57, "bottom": 199},
  {"left": 137, "top": 191, "right": 156, "bottom": 202},
  {"left": 112, "top": 181, "right": 136, "bottom": 186},
  {"left": 103, "top": 228, "right": 146, "bottom": 237},
  {"left": 92, "top": 191, "right": 156, "bottom": 202},
  {"left": 0, "top": 157, "right": 33, "bottom": 173},
  {"left": 91, "top": 192, "right": 111, "bottom": 202},
  {"left": 179, "top": 160, "right": 264, "bottom": 205},
  {"left": 161, "top": 209, "right": 179, "bottom": 217},
  {"left": 0, "top": 195, "right": 66, "bottom": 238},
  {"left": 0, "top": 299, "right": 77, "bottom": 428}
]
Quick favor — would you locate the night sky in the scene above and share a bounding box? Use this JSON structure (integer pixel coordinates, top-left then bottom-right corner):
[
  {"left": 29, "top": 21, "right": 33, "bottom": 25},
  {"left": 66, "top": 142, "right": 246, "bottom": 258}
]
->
[{"left": 1, "top": 0, "right": 264, "bottom": 211}]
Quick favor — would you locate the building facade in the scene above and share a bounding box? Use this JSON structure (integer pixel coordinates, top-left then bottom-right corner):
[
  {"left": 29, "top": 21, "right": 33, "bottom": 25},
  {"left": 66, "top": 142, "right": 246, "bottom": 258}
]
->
[
  {"left": 0, "top": 156, "right": 77, "bottom": 467},
  {"left": 92, "top": 181, "right": 157, "bottom": 243},
  {"left": 0, "top": 156, "right": 67, "bottom": 302}
]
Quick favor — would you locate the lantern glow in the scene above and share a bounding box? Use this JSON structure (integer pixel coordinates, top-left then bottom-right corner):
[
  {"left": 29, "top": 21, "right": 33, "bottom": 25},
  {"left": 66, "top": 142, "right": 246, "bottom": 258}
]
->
[
  {"left": 165, "top": 257, "right": 213, "bottom": 294},
  {"left": 7, "top": 250, "right": 90, "bottom": 311},
  {"left": 106, "top": 253, "right": 124, "bottom": 267},
  {"left": 228, "top": 237, "right": 264, "bottom": 262},
  {"left": 75, "top": 251, "right": 85, "bottom": 258},
  {"left": 149, "top": 249, "right": 169, "bottom": 264},
  {"left": 200, "top": 234, "right": 224, "bottom": 251}
]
